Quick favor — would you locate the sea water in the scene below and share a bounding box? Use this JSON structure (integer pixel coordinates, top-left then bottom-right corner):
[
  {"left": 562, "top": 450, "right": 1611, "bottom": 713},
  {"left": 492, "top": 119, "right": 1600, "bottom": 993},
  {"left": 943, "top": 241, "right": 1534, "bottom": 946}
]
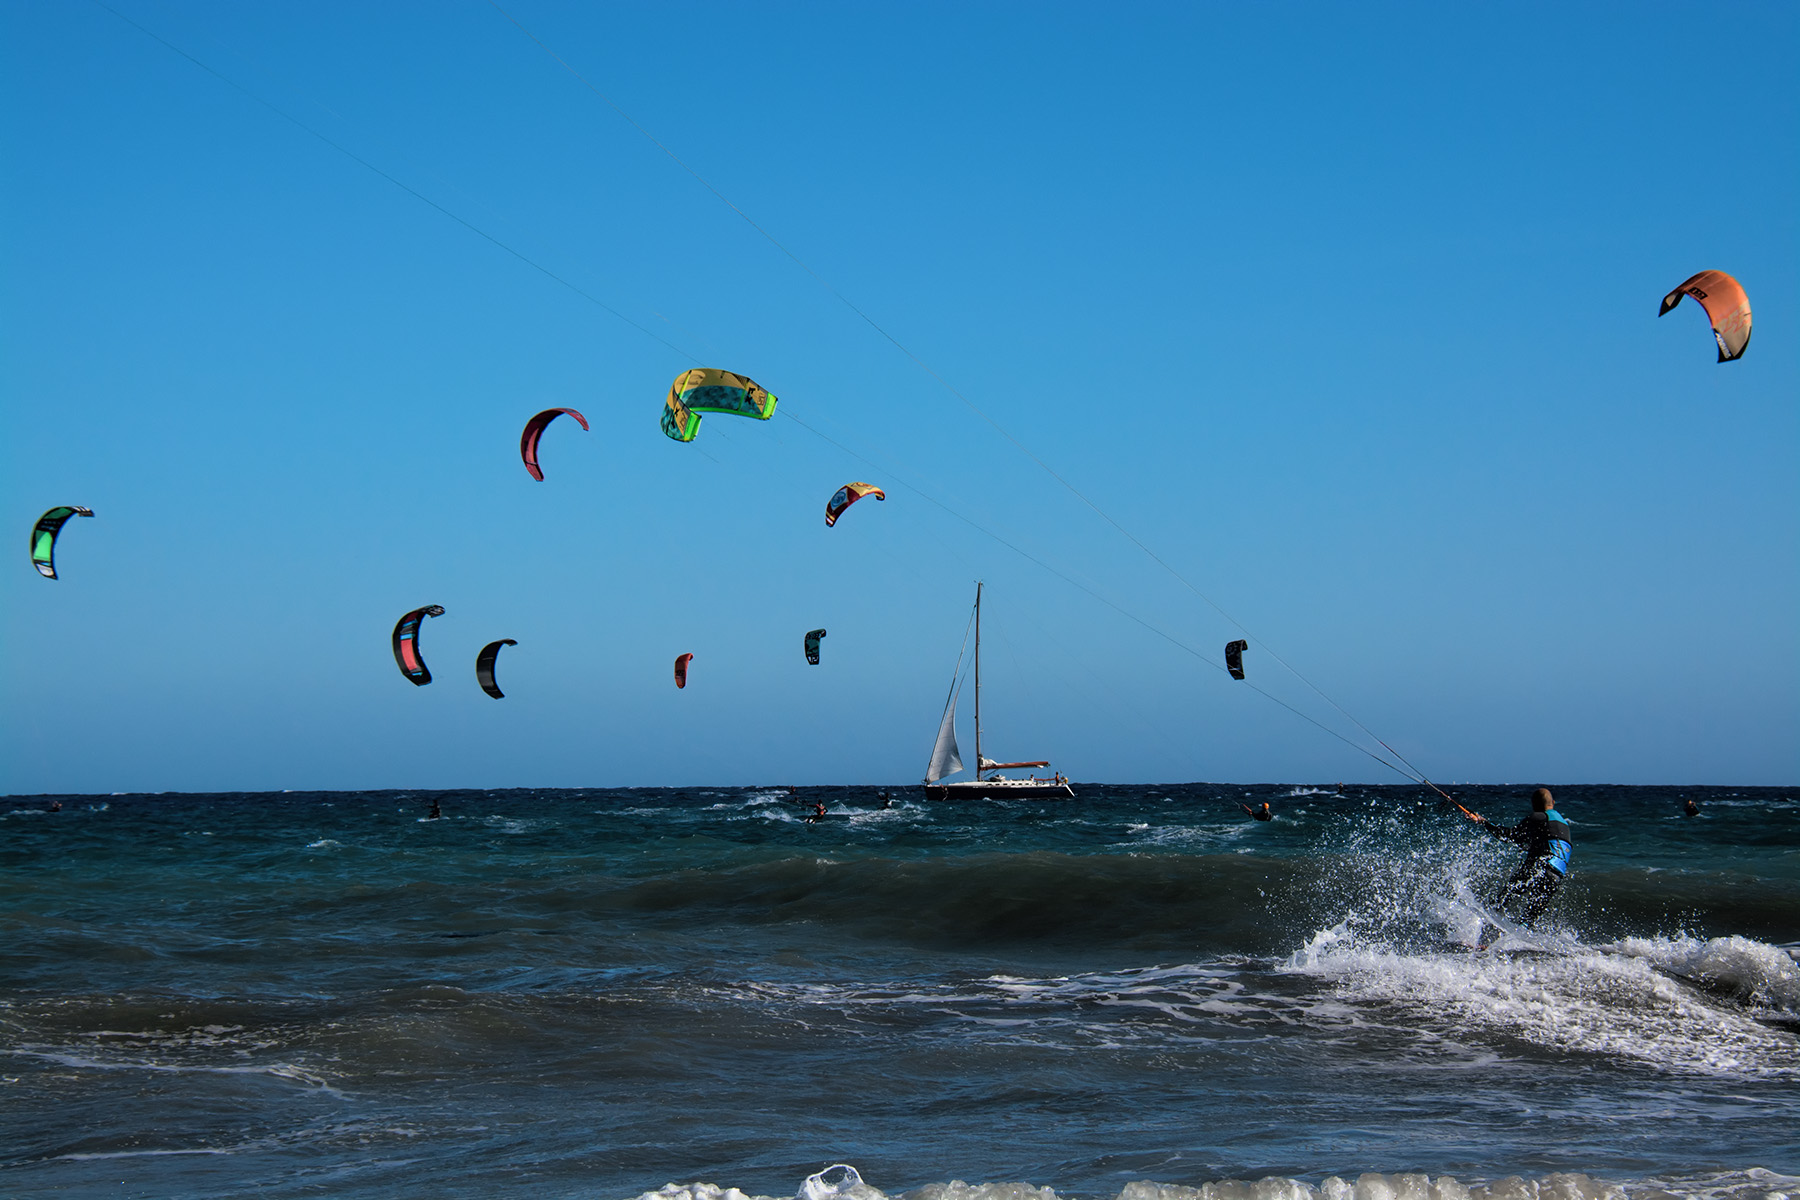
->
[{"left": 2, "top": 784, "right": 1795, "bottom": 1199}]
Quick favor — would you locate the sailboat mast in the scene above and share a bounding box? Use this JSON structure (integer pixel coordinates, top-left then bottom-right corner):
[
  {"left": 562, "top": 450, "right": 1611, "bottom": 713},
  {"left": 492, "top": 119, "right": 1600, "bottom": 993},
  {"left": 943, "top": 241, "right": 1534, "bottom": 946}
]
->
[{"left": 973, "top": 581, "right": 982, "bottom": 778}]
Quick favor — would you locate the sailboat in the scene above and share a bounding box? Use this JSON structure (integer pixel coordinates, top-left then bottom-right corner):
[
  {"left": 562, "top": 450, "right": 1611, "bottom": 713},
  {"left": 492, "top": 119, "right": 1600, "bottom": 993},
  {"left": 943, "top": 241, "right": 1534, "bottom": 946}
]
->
[{"left": 923, "top": 583, "right": 1074, "bottom": 800}]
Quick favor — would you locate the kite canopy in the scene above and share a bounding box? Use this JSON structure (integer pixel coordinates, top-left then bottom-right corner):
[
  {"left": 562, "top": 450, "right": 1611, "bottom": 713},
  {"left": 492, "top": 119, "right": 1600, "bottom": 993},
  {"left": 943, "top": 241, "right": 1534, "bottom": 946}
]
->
[
  {"left": 1225, "top": 640, "right": 1248, "bottom": 680},
  {"left": 30, "top": 506, "right": 94, "bottom": 580},
  {"left": 805, "top": 629, "right": 827, "bottom": 665},
  {"left": 520, "top": 408, "right": 589, "bottom": 481},
  {"left": 661, "top": 368, "right": 777, "bottom": 442},
  {"left": 476, "top": 639, "right": 517, "bottom": 699},
  {"left": 825, "top": 482, "right": 885, "bottom": 527},
  {"left": 392, "top": 605, "right": 446, "bottom": 686},
  {"left": 674, "top": 652, "right": 694, "bottom": 689},
  {"left": 1659, "top": 270, "right": 1752, "bottom": 362}
]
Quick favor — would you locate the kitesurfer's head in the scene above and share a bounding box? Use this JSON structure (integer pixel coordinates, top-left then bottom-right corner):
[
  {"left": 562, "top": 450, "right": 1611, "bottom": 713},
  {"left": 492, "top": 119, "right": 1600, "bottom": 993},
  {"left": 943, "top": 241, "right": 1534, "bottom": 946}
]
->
[{"left": 1531, "top": 787, "right": 1555, "bottom": 812}]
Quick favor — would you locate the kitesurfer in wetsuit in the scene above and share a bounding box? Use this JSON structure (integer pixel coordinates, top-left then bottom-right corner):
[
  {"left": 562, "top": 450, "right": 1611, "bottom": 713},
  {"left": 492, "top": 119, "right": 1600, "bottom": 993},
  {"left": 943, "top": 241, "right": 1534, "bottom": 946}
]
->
[
  {"left": 1683, "top": 798, "right": 1699, "bottom": 817},
  {"left": 1240, "top": 802, "right": 1273, "bottom": 821},
  {"left": 427, "top": 798, "right": 442, "bottom": 820},
  {"left": 806, "top": 801, "right": 827, "bottom": 824},
  {"left": 1463, "top": 787, "right": 1572, "bottom": 926}
]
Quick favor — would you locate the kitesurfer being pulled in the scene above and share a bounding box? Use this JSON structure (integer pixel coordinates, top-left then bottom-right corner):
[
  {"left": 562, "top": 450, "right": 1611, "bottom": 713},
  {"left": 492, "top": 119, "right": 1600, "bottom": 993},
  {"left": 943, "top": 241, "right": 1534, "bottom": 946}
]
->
[
  {"left": 1461, "top": 787, "right": 1571, "bottom": 926},
  {"left": 1240, "top": 802, "right": 1273, "bottom": 821}
]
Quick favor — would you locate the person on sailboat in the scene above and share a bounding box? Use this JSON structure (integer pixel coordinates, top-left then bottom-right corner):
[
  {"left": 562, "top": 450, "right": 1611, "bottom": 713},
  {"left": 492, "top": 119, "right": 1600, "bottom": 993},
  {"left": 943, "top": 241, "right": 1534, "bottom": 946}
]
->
[
  {"left": 1240, "top": 802, "right": 1272, "bottom": 821},
  {"left": 1461, "top": 787, "right": 1571, "bottom": 925}
]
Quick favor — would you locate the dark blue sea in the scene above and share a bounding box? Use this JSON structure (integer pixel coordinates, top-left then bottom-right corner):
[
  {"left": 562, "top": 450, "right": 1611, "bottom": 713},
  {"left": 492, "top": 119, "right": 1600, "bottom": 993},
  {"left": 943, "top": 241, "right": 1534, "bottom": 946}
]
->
[{"left": 3, "top": 784, "right": 1796, "bottom": 1200}]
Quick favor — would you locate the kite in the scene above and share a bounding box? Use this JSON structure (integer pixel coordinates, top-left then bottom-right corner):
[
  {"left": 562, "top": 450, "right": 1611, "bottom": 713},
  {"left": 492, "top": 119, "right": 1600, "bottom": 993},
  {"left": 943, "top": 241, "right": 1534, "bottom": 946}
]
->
[
  {"left": 520, "top": 408, "right": 589, "bottom": 481},
  {"left": 824, "top": 482, "right": 885, "bottom": 528},
  {"left": 660, "top": 368, "right": 777, "bottom": 442},
  {"left": 674, "top": 652, "right": 694, "bottom": 689},
  {"left": 805, "top": 629, "right": 827, "bottom": 665},
  {"left": 392, "top": 605, "right": 446, "bottom": 686},
  {"left": 1659, "top": 270, "right": 1752, "bottom": 362},
  {"left": 30, "top": 506, "right": 94, "bottom": 580},
  {"left": 1225, "top": 640, "right": 1248, "bottom": 680},
  {"left": 476, "top": 639, "right": 517, "bottom": 699}
]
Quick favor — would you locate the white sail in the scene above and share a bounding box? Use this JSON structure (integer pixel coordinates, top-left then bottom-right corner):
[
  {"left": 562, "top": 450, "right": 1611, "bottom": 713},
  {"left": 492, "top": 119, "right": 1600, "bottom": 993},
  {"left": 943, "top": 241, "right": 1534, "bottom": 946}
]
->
[{"left": 925, "top": 693, "right": 964, "bottom": 783}]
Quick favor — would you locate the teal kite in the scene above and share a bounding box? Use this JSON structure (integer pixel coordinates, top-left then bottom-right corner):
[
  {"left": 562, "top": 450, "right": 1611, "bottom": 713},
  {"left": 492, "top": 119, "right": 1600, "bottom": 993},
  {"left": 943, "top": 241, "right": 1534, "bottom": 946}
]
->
[{"left": 661, "top": 368, "right": 777, "bottom": 442}]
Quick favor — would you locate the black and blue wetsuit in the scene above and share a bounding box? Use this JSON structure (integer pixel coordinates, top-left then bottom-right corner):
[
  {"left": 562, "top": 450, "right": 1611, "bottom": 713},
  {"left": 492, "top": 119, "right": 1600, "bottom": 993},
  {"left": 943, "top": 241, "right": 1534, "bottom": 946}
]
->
[{"left": 1480, "top": 807, "right": 1572, "bottom": 924}]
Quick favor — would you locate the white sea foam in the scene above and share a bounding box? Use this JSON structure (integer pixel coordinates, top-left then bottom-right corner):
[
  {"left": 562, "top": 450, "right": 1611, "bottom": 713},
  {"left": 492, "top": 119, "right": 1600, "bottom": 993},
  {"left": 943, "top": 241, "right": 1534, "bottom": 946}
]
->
[
  {"left": 629, "top": 1170, "right": 1800, "bottom": 1200},
  {"left": 1606, "top": 934, "right": 1800, "bottom": 1014},
  {"left": 724, "top": 963, "right": 1289, "bottom": 1051},
  {"left": 1282, "top": 926, "right": 1800, "bottom": 1078}
]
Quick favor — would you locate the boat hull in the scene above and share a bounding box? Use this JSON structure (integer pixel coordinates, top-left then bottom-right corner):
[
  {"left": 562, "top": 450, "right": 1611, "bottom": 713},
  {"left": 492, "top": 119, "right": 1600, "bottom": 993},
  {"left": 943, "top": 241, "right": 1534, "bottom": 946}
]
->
[{"left": 923, "top": 779, "right": 1075, "bottom": 801}]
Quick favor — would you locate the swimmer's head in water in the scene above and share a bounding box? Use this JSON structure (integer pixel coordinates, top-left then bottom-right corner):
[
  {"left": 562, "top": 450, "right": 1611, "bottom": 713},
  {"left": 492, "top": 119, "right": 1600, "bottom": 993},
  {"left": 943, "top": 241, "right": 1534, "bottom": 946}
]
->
[{"left": 1532, "top": 787, "right": 1555, "bottom": 811}]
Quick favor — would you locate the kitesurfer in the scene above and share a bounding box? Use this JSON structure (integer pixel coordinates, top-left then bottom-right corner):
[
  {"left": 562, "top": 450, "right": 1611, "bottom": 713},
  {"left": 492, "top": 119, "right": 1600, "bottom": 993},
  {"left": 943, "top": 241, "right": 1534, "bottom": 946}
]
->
[
  {"left": 806, "top": 801, "right": 827, "bottom": 824},
  {"left": 48, "top": 800, "right": 62, "bottom": 813},
  {"left": 1240, "top": 802, "right": 1273, "bottom": 821},
  {"left": 1462, "top": 787, "right": 1571, "bottom": 925},
  {"left": 1683, "top": 798, "right": 1700, "bottom": 817},
  {"left": 427, "top": 798, "right": 442, "bottom": 820}
]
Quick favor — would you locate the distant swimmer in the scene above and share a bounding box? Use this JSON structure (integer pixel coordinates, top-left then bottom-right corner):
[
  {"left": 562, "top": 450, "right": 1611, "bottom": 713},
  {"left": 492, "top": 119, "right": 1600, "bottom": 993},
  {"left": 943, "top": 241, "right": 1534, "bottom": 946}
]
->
[
  {"left": 1459, "top": 786, "right": 1572, "bottom": 926},
  {"left": 1683, "top": 798, "right": 1700, "bottom": 817},
  {"left": 1240, "top": 802, "right": 1273, "bottom": 821}
]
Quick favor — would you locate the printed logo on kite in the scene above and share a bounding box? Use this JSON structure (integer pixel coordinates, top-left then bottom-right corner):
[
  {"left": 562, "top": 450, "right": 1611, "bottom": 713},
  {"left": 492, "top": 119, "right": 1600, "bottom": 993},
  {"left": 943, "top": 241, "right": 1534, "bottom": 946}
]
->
[
  {"left": 660, "top": 368, "right": 777, "bottom": 442},
  {"left": 519, "top": 408, "right": 589, "bottom": 481},
  {"left": 1659, "top": 270, "right": 1752, "bottom": 362},
  {"left": 30, "top": 506, "right": 94, "bottom": 580},
  {"left": 476, "top": 639, "right": 517, "bottom": 698},
  {"left": 392, "top": 605, "right": 446, "bottom": 686},
  {"left": 804, "top": 629, "right": 827, "bottom": 665},
  {"left": 824, "top": 482, "right": 885, "bottom": 528},
  {"left": 674, "top": 652, "right": 695, "bottom": 689}
]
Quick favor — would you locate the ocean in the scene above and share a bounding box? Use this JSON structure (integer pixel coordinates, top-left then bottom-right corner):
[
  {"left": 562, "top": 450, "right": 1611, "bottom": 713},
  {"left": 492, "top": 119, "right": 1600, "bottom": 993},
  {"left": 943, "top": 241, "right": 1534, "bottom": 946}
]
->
[{"left": 2, "top": 784, "right": 1796, "bottom": 1200}]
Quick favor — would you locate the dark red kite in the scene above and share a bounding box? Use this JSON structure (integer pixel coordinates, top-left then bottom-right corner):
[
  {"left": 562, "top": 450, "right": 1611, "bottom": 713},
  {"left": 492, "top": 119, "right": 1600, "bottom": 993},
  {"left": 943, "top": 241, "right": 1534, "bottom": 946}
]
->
[{"left": 520, "top": 407, "right": 590, "bottom": 481}]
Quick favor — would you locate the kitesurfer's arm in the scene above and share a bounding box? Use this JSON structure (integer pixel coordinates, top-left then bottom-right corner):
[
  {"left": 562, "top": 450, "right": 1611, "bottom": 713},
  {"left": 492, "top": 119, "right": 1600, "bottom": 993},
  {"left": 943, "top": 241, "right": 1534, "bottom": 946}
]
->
[
  {"left": 1476, "top": 816, "right": 1530, "bottom": 848},
  {"left": 1453, "top": 800, "right": 1527, "bottom": 847}
]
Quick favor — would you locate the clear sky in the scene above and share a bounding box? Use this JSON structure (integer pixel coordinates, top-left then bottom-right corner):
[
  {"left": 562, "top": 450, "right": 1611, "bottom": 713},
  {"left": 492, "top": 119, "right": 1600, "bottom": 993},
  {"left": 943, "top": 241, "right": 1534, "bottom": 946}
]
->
[{"left": 3, "top": 1, "right": 1795, "bottom": 794}]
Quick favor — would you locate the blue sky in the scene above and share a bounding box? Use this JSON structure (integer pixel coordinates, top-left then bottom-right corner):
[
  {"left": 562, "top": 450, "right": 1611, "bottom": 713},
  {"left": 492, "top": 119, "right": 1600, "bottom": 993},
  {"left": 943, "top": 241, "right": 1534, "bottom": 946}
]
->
[{"left": 3, "top": 1, "right": 1795, "bottom": 793}]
